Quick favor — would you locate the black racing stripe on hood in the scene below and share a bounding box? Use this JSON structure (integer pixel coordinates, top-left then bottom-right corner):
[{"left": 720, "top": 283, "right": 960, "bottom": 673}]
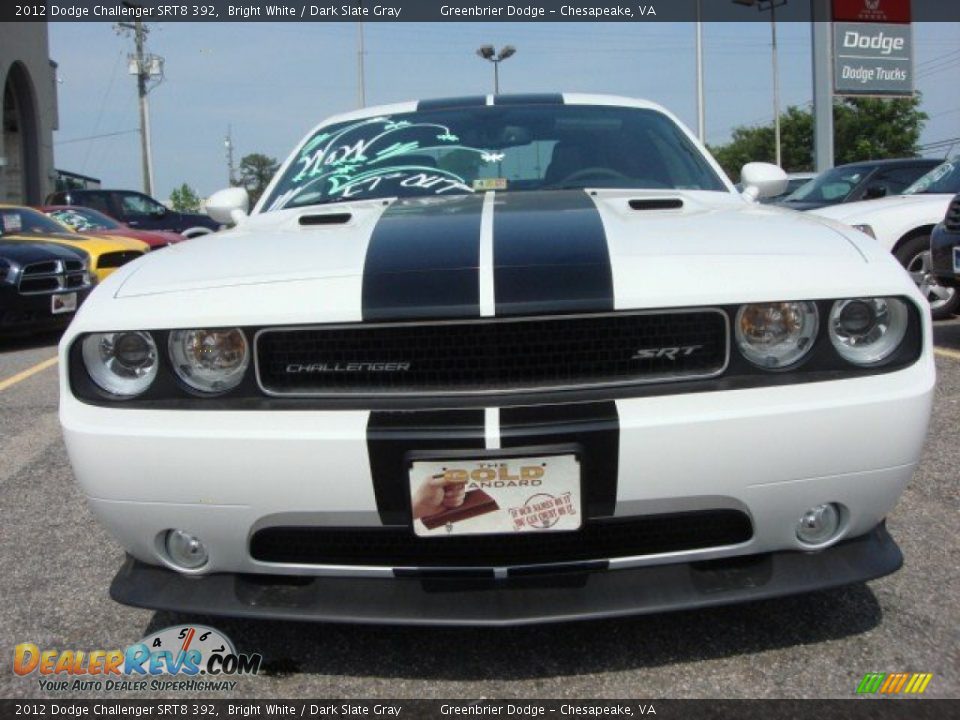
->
[
  {"left": 362, "top": 194, "right": 485, "bottom": 321},
  {"left": 494, "top": 94, "right": 564, "bottom": 106},
  {"left": 500, "top": 402, "right": 620, "bottom": 519},
  {"left": 367, "top": 410, "right": 486, "bottom": 526},
  {"left": 417, "top": 96, "right": 487, "bottom": 111},
  {"left": 493, "top": 190, "right": 614, "bottom": 316}
]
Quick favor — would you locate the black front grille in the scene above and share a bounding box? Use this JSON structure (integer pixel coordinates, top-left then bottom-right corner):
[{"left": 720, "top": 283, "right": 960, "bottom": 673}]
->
[
  {"left": 97, "top": 251, "right": 142, "bottom": 269},
  {"left": 256, "top": 310, "right": 728, "bottom": 397},
  {"left": 945, "top": 195, "right": 960, "bottom": 232},
  {"left": 22, "top": 261, "right": 59, "bottom": 276},
  {"left": 19, "top": 277, "right": 60, "bottom": 294},
  {"left": 250, "top": 510, "right": 753, "bottom": 567}
]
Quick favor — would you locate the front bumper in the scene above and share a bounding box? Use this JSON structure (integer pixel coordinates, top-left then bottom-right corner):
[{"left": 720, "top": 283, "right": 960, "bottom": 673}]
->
[
  {"left": 930, "top": 224, "right": 960, "bottom": 287},
  {"left": 0, "top": 286, "right": 90, "bottom": 332},
  {"left": 109, "top": 522, "right": 902, "bottom": 626}
]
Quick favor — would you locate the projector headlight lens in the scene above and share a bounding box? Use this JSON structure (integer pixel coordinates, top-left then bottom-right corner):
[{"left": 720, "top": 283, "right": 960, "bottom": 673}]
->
[
  {"left": 828, "top": 297, "right": 908, "bottom": 366},
  {"left": 168, "top": 328, "right": 249, "bottom": 394},
  {"left": 81, "top": 331, "right": 159, "bottom": 397},
  {"left": 735, "top": 301, "right": 819, "bottom": 369}
]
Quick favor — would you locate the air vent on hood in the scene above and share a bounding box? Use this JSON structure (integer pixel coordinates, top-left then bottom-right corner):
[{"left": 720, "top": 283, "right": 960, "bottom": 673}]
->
[
  {"left": 298, "top": 213, "right": 352, "bottom": 226},
  {"left": 628, "top": 198, "right": 684, "bottom": 211}
]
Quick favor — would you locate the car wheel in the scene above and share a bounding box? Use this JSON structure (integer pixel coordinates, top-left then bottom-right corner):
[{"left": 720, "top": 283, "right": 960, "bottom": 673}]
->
[
  {"left": 181, "top": 227, "right": 213, "bottom": 239},
  {"left": 896, "top": 234, "right": 959, "bottom": 320}
]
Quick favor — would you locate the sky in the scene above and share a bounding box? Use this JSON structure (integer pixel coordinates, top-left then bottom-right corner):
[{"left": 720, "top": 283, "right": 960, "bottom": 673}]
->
[{"left": 48, "top": 20, "right": 960, "bottom": 200}]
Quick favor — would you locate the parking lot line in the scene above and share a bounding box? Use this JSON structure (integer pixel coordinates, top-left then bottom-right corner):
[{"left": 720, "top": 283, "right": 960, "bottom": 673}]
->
[
  {"left": 934, "top": 347, "right": 960, "bottom": 361},
  {"left": 0, "top": 356, "right": 58, "bottom": 393}
]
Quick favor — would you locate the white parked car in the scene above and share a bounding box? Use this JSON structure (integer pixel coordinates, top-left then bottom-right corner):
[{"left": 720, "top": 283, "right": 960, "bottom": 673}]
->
[
  {"left": 59, "top": 95, "right": 934, "bottom": 625},
  {"left": 811, "top": 160, "right": 960, "bottom": 319}
]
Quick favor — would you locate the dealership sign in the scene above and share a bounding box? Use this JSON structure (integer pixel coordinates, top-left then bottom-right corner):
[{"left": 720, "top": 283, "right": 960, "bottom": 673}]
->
[
  {"left": 833, "top": 22, "right": 913, "bottom": 96},
  {"left": 833, "top": 0, "right": 911, "bottom": 24}
]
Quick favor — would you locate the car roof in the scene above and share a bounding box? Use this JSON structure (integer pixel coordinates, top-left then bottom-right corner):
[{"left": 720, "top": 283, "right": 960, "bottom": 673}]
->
[{"left": 835, "top": 157, "right": 943, "bottom": 170}]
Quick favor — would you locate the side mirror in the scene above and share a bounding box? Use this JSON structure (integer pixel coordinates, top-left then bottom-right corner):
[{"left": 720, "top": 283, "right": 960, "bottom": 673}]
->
[
  {"left": 740, "top": 162, "right": 789, "bottom": 201},
  {"left": 864, "top": 185, "right": 888, "bottom": 200},
  {"left": 206, "top": 187, "right": 249, "bottom": 226}
]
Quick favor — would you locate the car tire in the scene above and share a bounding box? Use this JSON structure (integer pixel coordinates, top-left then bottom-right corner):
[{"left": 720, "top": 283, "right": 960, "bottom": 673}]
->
[
  {"left": 181, "top": 227, "right": 213, "bottom": 239},
  {"left": 895, "top": 234, "right": 960, "bottom": 320}
]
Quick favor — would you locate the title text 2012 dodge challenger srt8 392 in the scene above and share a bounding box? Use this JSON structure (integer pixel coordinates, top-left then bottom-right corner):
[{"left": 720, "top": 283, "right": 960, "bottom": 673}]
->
[{"left": 59, "top": 95, "right": 934, "bottom": 625}]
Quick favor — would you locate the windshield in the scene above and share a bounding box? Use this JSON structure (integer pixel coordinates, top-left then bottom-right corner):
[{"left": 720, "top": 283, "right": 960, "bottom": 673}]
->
[
  {"left": 904, "top": 161, "right": 960, "bottom": 195},
  {"left": 263, "top": 105, "right": 727, "bottom": 211},
  {"left": 0, "top": 207, "right": 72, "bottom": 237},
  {"left": 785, "top": 167, "right": 867, "bottom": 204},
  {"left": 48, "top": 207, "right": 119, "bottom": 231}
]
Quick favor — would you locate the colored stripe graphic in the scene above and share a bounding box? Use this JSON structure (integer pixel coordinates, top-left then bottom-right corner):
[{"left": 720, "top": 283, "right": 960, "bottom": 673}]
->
[
  {"left": 492, "top": 190, "right": 615, "bottom": 317},
  {"left": 857, "top": 672, "right": 933, "bottom": 694},
  {"left": 361, "top": 194, "right": 485, "bottom": 321}
]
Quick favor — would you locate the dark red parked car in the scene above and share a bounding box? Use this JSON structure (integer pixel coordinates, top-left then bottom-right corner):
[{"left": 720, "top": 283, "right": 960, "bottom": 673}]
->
[{"left": 38, "top": 206, "right": 186, "bottom": 251}]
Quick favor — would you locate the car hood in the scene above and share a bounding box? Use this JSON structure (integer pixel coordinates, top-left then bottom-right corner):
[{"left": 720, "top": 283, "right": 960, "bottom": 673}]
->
[
  {"left": 76, "top": 189, "right": 917, "bottom": 331},
  {"left": 116, "top": 190, "right": 865, "bottom": 299},
  {"left": 810, "top": 193, "right": 953, "bottom": 222},
  {"left": 772, "top": 199, "right": 832, "bottom": 211}
]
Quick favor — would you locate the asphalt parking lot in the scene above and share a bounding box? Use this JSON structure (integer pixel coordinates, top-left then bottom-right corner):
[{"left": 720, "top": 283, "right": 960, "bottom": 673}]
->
[{"left": 1, "top": 323, "right": 957, "bottom": 700}]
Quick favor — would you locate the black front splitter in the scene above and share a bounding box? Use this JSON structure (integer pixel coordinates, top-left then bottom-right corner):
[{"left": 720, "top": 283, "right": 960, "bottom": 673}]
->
[{"left": 110, "top": 522, "right": 901, "bottom": 627}]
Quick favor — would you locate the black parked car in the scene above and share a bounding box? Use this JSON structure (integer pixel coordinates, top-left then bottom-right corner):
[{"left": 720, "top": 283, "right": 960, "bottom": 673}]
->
[
  {"left": 774, "top": 157, "right": 942, "bottom": 211},
  {"left": 931, "top": 193, "right": 960, "bottom": 289},
  {"left": 0, "top": 241, "right": 94, "bottom": 334},
  {"left": 45, "top": 189, "right": 221, "bottom": 238}
]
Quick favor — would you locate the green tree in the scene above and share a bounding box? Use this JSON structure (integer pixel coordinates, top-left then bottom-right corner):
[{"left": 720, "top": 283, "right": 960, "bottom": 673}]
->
[
  {"left": 238, "top": 153, "right": 280, "bottom": 206},
  {"left": 169, "top": 183, "right": 201, "bottom": 212},
  {"left": 709, "top": 95, "right": 927, "bottom": 181}
]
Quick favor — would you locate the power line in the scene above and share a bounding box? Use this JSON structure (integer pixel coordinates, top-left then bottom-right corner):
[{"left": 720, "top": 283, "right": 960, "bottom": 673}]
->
[{"left": 56, "top": 129, "right": 140, "bottom": 145}]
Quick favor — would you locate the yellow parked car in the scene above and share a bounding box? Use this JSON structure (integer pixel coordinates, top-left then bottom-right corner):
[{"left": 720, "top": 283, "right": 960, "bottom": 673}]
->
[{"left": 0, "top": 204, "right": 147, "bottom": 282}]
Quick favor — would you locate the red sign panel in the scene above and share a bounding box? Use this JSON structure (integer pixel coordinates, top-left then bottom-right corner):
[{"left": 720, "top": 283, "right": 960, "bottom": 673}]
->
[{"left": 833, "top": 0, "right": 911, "bottom": 24}]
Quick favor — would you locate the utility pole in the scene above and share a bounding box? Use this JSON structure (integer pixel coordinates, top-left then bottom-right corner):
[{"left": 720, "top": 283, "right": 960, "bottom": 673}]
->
[
  {"left": 117, "top": 9, "right": 162, "bottom": 196},
  {"left": 225, "top": 125, "right": 236, "bottom": 186}
]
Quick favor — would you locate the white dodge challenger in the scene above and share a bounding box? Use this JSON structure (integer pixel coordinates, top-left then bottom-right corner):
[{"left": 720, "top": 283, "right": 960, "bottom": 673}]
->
[{"left": 59, "top": 95, "right": 934, "bottom": 625}]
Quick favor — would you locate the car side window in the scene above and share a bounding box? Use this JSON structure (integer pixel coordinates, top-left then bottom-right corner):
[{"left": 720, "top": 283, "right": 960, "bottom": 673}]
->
[
  {"left": 119, "top": 192, "right": 160, "bottom": 216},
  {"left": 82, "top": 192, "right": 113, "bottom": 216},
  {"left": 862, "top": 166, "right": 931, "bottom": 198}
]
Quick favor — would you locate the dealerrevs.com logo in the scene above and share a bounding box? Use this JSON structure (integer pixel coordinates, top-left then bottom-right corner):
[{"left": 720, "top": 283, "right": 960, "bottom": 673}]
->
[{"left": 13, "top": 625, "right": 262, "bottom": 693}]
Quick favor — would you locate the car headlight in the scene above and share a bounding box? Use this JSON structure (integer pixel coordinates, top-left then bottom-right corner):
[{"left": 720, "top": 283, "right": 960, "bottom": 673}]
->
[
  {"left": 852, "top": 224, "right": 876, "bottom": 239},
  {"left": 81, "top": 331, "right": 159, "bottom": 397},
  {"left": 828, "top": 297, "right": 908, "bottom": 366},
  {"left": 735, "top": 301, "right": 819, "bottom": 369},
  {"left": 168, "top": 328, "right": 249, "bottom": 394}
]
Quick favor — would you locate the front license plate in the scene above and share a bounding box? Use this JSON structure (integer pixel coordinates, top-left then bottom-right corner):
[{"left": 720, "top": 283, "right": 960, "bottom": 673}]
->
[
  {"left": 51, "top": 293, "right": 77, "bottom": 315},
  {"left": 409, "top": 454, "right": 581, "bottom": 538}
]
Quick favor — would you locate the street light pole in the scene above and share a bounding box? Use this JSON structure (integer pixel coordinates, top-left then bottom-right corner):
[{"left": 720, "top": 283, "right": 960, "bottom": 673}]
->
[
  {"left": 695, "top": 0, "right": 705, "bottom": 143},
  {"left": 770, "top": 2, "right": 781, "bottom": 167},
  {"left": 733, "top": 0, "right": 786, "bottom": 167},
  {"left": 476, "top": 45, "right": 516, "bottom": 95}
]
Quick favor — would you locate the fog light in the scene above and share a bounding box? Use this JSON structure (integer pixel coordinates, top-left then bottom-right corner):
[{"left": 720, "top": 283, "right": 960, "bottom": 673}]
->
[
  {"left": 164, "top": 530, "right": 208, "bottom": 570},
  {"left": 796, "top": 504, "right": 841, "bottom": 546}
]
